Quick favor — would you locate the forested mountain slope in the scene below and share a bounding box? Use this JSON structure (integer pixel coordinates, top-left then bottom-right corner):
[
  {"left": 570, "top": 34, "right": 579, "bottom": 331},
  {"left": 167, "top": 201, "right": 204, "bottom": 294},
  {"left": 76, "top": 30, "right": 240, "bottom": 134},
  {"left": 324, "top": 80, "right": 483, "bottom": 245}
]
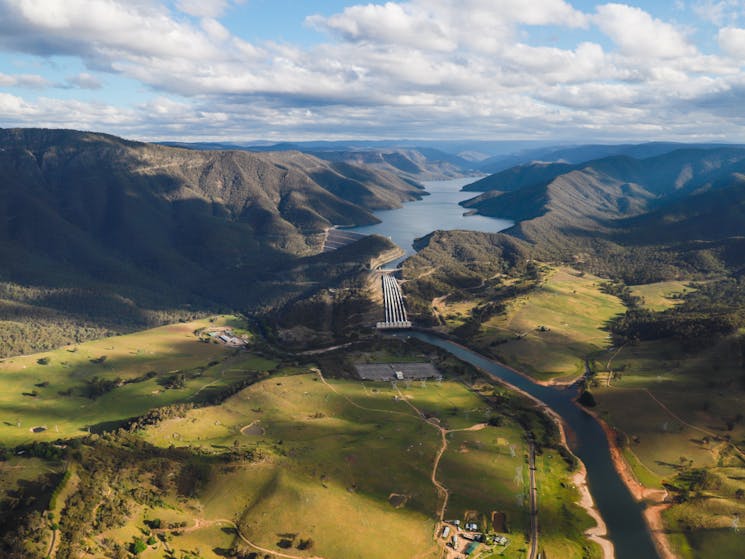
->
[
  {"left": 0, "top": 128, "right": 411, "bottom": 355},
  {"left": 458, "top": 148, "right": 745, "bottom": 282}
]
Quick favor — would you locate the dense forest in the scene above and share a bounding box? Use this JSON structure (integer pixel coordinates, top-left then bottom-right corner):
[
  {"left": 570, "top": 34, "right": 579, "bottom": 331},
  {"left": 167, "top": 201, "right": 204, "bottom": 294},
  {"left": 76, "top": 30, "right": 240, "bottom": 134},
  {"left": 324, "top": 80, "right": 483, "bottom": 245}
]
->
[{"left": 609, "top": 279, "right": 745, "bottom": 350}]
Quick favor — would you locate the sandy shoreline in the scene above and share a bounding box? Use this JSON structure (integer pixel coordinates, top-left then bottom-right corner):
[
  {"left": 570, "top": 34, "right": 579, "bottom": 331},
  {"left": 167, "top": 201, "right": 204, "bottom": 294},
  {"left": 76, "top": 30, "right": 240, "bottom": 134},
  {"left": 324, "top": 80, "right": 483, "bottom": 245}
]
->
[
  {"left": 486, "top": 349, "right": 676, "bottom": 559},
  {"left": 417, "top": 333, "right": 672, "bottom": 558},
  {"left": 585, "top": 408, "right": 676, "bottom": 559},
  {"left": 461, "top": 359, "right": 615, "bottom": 558},
  {"left": 542, "top": 404, "right": 615, "bottom": 559},
  {"left": 572, "top": 463, "right": 615, "bottom": 559}
]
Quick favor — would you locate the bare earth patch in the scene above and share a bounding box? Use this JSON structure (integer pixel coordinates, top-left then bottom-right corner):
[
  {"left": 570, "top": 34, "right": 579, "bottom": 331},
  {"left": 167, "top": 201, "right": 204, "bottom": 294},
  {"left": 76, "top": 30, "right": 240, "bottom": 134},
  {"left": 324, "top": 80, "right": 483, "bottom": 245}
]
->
[
  {"left": 240, "top": 421, "right": 264, "bottom": 436},
  {"left": 388, "top": 493, "right": 410, "bottom": 508}
]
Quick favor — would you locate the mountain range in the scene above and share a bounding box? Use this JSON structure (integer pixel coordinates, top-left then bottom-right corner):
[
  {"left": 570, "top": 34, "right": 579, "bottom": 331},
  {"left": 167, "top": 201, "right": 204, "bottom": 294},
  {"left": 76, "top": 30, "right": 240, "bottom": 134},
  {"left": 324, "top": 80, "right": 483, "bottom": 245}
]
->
[
  {"left": 0, "top": 128, "right": 418, "bottom": 355},
  {"left": 166, "top": 139, "right": 745, "bottom": 177},
  {"left": 458, "top": 147, "right": 745, "bottom": 281},
  {"left": 6, "top": 129, "right": 745, "bottom": 355}
]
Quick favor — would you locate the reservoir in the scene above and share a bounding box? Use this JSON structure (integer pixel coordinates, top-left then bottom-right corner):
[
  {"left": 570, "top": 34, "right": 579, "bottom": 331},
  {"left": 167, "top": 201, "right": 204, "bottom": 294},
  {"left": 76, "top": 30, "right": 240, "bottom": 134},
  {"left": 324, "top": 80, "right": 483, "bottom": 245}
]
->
[
  {"left": 356, "top": 178, "right": 659, "bottom": 558},
  {"left": 348, "top": 177, "right": 513, "bottom": 265}
]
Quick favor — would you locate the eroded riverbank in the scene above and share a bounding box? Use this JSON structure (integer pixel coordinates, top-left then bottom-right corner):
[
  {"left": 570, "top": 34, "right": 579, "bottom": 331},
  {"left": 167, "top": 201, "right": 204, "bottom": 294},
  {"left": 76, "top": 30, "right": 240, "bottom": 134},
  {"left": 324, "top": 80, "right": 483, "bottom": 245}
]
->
[{"left": 402, "top": 331, "right": 660, "bottom": 559}]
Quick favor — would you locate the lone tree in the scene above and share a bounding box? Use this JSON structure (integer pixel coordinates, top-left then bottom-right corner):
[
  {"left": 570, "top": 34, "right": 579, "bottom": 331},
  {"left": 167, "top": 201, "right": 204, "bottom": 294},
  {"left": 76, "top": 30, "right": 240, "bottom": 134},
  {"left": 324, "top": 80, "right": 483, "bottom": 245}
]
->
[
  {"left": 131, "top": 538, "right": 147, "bottom": 555},
  {"left": 577, "top": 390, "right": 597, "bottom": 407}
]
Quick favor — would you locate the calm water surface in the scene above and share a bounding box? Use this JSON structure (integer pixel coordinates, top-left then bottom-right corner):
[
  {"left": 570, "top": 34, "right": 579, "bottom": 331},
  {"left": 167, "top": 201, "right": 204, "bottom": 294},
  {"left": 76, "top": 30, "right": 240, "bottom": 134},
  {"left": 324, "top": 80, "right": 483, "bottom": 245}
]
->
[{"left": 348, "top": 177, "right": 513, "bottom": 265}]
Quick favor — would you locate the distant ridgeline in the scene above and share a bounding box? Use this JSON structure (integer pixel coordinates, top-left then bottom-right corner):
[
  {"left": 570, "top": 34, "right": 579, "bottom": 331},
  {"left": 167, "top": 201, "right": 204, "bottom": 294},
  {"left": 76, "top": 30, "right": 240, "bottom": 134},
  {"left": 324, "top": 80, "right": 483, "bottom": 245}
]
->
[
  {"left": 458, "top": 146, "right": 745, "bottom": 283},
  {"left": 6, "top": 129, "right": 745, "bottom": 356},
  {"left": 0, "top": 128, "right": 427, "bottom": 356}
]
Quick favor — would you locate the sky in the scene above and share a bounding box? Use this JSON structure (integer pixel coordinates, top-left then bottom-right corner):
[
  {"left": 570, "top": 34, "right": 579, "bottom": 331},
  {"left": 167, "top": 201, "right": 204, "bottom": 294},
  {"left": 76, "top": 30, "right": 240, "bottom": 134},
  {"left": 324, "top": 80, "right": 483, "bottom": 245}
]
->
[{"left": 2, "top": 0, "right": 745, "bottom": 143}]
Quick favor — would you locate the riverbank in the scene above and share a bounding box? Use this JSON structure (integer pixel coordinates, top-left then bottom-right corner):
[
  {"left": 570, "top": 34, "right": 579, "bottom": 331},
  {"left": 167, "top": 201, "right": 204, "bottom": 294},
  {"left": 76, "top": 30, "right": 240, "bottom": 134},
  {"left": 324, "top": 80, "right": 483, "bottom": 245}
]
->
[
  {"left": 437, "top": 340, "right": 616, "bottom": 558},
  {"left": 413, "top": 326, "right": 585, "bottom": 388},
  {"left": 408, "top": 329, "right": 683, "bottom": 558},
  {"left": 572, "top": 463, "right": 615, "bottom": 559},
  {"left": 431, "top": 333, "right": 675, "bottom": 559},
  {"left": 498, "top": 380, "right": 616, "bottom": 559},
  {"left": 586, "top": 408, "right": 675, "bottom": 559}
]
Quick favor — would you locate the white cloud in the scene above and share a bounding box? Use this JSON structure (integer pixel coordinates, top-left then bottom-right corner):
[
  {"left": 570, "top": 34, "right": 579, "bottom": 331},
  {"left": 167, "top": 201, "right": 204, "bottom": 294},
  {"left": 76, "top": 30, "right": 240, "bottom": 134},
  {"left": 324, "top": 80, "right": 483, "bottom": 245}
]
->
[
  {"left": 1, "top": 0, "right": 745, "bottom": 142},
  {"left": 176, "top": 0, "right": 228, "bottom": 18},
  {"left": 595, "top": 3, "right": 697, "bottom": 59},
  {"left": 693, "top": 0, "right": 745, "bottom": 25},
  {"left": 65, "top": 72, "right": 103, "bottom": 89},
  {"left": 719, "top": 26, "right": 745, "bottom": 58},
  {"left": 0, "top": 92, "right": 137, "bottom": 128},
  {"left": 0, "top": 92, "right": 34, "bottom": 115},
  {"left": 0, "top": 0, "right": 225, "bottom": 60},
  {"left": 537, "top": 82, "right": 639, "bottom": 109},
  {"left": 307, "top": 3, "right": 456, "bottom": 52},
  {"left": 308, "top": 0, "right": 587, "bottom": 54},
  {"left": 0, "top": 71, "right": 50, "bottom": 88},
  {"left": 201, "top": 17, "right": 231, "bottom": 42}
]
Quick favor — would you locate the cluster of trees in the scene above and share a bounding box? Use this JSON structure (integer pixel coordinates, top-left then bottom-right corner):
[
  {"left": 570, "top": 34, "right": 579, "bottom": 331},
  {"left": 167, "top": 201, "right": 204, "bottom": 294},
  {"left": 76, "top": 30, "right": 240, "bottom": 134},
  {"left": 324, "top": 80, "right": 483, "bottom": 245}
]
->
[
  {"left": 599, "top": 281, "right": 642, "bottom": 308},
  {"left": 12, "top": 441, "right": 65, "bottom": 461},
  {"left": 0, "top": 510, "right": 49, "bottom": 559},
  {"left": 451, "top": 276, "right": 541, "bottom": 340},
  {"left": 667, "top": 466, "right": 719, "bottom": 504},
  {"left": 159, "top": 373, "right": 186, "bottom": 390},
  {"left": 0, "top": 419, "right": 273, "bottom": 559},
  {"left": 126, "top": 403, "right": 195, "bottom": 430},
  {"left": 276, "top": 534, "right": 314, "bottom": 550},
  {"left": 83, "top": 376, "right": 121, "bottom": 399},
  {"left": 0, "top": 279, "right": 211, "bottom": 359},
  {"left": 195, "top": 374, "right": 270, "bottom": 406},
  {"left": 609, "top": 279, "right": 745, "bottom": 350},
  {"left": 50, "top": 433, "right": 219, "bottom": 558},
  {"left": 402, "top": 230, "right": 536, "bottom": 328}
]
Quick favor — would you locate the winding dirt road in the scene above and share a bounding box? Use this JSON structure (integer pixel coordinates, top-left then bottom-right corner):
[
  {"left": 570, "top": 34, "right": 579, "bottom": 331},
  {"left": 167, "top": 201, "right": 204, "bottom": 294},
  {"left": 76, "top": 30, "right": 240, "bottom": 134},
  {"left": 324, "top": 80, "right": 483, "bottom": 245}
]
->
[{"left": 316, "top": 370, "right": 487, "bottom": 554}]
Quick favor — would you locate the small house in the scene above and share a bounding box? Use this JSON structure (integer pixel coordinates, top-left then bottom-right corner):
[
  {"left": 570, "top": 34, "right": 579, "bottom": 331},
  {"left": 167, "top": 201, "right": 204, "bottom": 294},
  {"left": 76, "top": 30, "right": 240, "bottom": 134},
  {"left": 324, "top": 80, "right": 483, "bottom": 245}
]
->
[{"left": 464, "top": 542, "right": 480, "bottom": 556}]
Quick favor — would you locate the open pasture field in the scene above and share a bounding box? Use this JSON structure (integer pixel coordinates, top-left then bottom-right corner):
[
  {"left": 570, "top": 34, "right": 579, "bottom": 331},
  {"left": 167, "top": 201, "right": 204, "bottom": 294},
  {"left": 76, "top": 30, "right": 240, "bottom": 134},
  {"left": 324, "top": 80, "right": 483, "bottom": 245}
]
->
[
  {"left": 0, "top": 319, "right": 600, "bottom": 559},
  {"left": 0, "top": 316, "right": 272, "bottom": 446},
  {"left": 533, "top": 450, "right": 602, "bottom": 559},
  {"left": 629, "top": 280, "right": 694, "bottom": 312},
  {"left": 666, "top": 526, "right": 745, "bottom": 559},
  {"left": 474, "top": 267, "right": 624, "bottom": 382},
  {"left": 594, "top": 338, "right": 745, "bottom": 480},
  {"left": 593, "top": 336, "right": 745, "bottom": 558},
  {"left": 141, "top": 372, "right": 541, "bottom": 559},
  {"left": 436, "top": 298, "right": 480, "bottom": 330}
]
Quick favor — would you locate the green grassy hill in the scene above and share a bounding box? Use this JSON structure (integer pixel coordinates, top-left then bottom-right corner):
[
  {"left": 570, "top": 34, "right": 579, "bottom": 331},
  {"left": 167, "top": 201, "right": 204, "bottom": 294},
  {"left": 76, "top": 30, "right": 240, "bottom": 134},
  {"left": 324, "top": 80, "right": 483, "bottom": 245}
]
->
[{"left": 0, "top": 319, "right": 599, "bottom": 559}]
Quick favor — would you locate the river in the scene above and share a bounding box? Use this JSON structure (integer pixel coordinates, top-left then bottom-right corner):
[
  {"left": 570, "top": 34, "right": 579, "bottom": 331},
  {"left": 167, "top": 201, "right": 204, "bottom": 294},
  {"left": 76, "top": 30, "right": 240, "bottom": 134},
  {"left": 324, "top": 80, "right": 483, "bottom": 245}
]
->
[
  {"left": 348, "top": 177, "right": 513, "bottom": 266},
  {"left": 354, "top": 178, "right": 659, "bottom": 558},
  {"left": 403, "top": 332, "right": 659, "bottom": 559}
]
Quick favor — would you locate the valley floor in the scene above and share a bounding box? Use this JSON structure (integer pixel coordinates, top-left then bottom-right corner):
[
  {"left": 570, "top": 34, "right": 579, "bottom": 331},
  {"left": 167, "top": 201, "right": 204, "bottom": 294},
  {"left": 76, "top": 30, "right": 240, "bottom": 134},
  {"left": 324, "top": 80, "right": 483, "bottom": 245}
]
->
[
  {"left": 409, "top": 261, "right": 745, "bottom": 558},
  {"left": 0, "top": 316, "right": 599, "bottom": 559}
]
